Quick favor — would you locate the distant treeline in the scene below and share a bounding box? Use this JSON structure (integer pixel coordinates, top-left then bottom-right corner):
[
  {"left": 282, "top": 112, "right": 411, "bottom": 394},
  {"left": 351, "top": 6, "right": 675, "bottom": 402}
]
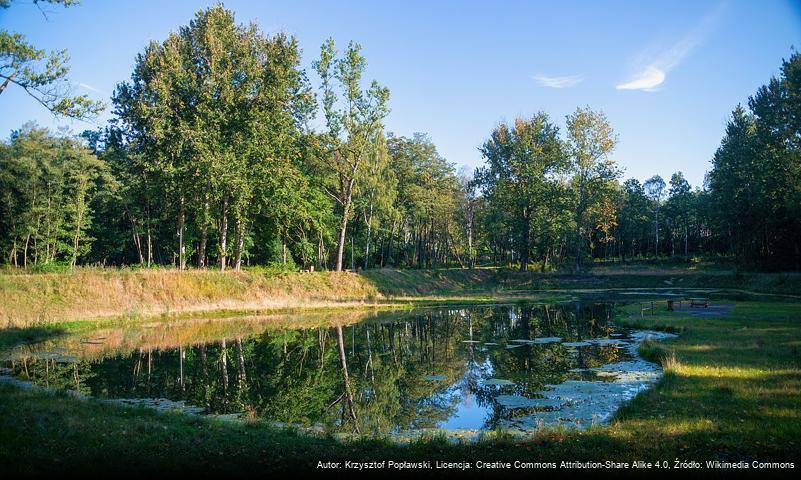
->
[{"left": 0, "top": 6, "right": 798, "bottom": 272}]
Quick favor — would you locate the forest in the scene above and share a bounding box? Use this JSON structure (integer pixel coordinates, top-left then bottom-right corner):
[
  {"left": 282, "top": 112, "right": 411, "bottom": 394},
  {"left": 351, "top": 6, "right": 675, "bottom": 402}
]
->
[{"left": 1, "top": 5, "right": 800, "bottom": 273}]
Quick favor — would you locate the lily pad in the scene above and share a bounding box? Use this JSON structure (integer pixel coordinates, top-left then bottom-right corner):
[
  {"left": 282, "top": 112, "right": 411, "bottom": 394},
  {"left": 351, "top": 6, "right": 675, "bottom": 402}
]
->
[
  {"left": 591, "top": 339, "right": 624, "bottom": 346},
  {"left": 562, "top": 341, "right": 592, "bottom": 347},
  {"left": 484, "top": 378, "right": 514, "bottom": 386},
  {"left": 495, "top": 394, "right": 565, "bottom": 409}
]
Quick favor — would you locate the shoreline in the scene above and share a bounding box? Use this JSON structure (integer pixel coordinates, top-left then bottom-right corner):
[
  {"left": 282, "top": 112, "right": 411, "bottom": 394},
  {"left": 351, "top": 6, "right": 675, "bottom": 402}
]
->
[{"left": 3, "top": 268, "right": 801, "bottom": 329}]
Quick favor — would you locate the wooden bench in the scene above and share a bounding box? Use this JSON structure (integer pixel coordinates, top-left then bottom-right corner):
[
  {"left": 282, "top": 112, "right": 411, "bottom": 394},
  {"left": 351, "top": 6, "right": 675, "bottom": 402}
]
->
[{"left": 689, "top": 298, "right": 709, "bottom": 308}]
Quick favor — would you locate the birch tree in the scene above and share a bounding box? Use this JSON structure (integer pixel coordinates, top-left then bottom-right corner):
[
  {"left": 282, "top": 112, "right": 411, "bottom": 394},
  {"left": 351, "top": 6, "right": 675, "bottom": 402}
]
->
[{"left": 314, "top": 39, "right": 389, "bottom": 271}]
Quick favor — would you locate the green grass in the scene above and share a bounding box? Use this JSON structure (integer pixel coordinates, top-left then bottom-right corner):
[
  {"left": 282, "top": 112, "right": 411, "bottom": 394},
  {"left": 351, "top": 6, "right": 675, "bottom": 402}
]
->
[
  {"left": 614, "top": 302, "right": 801, "bottom": 457},
  {"left": 1, "top": 299, "right": 799, "bottom": 473},
  {"left": 2, "top": 266, "right": 801, "bottom": 328}
]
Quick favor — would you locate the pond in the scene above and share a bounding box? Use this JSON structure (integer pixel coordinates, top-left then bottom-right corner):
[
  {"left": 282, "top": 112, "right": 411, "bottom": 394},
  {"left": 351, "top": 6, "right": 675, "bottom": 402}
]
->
[{"left": 1, "top": 303, "right": 673, "bottom": 439}]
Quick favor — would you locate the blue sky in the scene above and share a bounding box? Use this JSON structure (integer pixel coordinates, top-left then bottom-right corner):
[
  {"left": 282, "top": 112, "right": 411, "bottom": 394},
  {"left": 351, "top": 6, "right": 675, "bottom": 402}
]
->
[{"left": 2, "top": 0, "right": 800, "bottom": 188}]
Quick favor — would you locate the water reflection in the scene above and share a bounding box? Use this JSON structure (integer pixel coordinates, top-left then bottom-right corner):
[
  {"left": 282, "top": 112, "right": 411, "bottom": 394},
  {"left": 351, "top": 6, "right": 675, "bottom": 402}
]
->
[{"left": 3, "top": 303, "right": 664, "bottom": 435}]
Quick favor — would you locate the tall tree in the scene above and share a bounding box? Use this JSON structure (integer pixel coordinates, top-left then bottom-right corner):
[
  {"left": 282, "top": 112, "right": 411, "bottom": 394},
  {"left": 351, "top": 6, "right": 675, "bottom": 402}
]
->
[
  {"left": 566, "top": 107, "right": 620, "bottom": 272},
  {"left": 113, "top": 5, "right": 314, "bottom": 271},
  {"left": 643, "top": 175, "right": 666, "bottom": 256},
  {"left": 313, "top": 39, "right": 389, "bottom": 271},
  {"left": 457, "top": 167, "right": 479, "bottom": 269},
  {"left": 666, "top": 171, "right": 692, "bottom": 257},
  {"left": 617, "top": 179, "right": 651, "bottom": 259},
  {"left": 477, "top": 115, "right": 568, "bottom": 272},
  {"left": 0, "top": 124, "right": 109, "bottom": 268}
]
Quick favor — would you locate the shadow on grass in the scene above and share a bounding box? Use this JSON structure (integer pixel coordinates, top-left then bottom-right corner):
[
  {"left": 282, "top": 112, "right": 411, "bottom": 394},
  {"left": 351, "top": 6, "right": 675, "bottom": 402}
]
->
[
  {"left": 2, "top": 375, "right": 797, "bottom": 475},
  {"left": 0, "top": 325, "right": 67, "bottom": 352}
]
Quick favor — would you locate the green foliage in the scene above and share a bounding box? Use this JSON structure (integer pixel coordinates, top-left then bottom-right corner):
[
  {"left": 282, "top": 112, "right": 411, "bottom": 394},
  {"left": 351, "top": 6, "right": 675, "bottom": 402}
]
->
[
  {"left": 387, "top": 133, "right": 461, "bottom": 269},
  {"left": 313, "top": 38, "right": 390, "bottom": 271},
  {"left": 0, "top": 1, "right": 103, "bottom": 119},
  {"left": 112, "top": 5, "right": 317, "bottom": 271},
  {"left": 707, "top": 53, "right": 801, "bottom": 269},
  {"left": 566, "top": 107, "right": 620, "bottom": 272},
  {"left": 0, "top": 124, "right": 109, "bottom": 268},
  {"left": 1, "top": 4, "right": 798, "bottom": 273},
  {"left": 476, "top": 114, "right": 569, "bottom": 272}
]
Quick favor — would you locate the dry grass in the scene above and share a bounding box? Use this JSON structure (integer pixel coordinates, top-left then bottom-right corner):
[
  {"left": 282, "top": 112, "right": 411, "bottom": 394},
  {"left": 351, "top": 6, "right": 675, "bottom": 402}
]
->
[
  {"left": 0, "top": 270, "right": 382, "bottom": 328},
  {"left": 4, "top": 266, "right": 801, "bottom": 328}
]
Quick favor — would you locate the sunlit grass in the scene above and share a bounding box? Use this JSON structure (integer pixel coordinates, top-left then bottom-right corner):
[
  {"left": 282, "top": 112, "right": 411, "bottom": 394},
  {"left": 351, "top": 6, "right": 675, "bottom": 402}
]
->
[
  {"left": 3, "top": 267, "right": 801, "bottom": 328},
  {"left": 1, "top": 281, "right": 800, "bottom": 471}
]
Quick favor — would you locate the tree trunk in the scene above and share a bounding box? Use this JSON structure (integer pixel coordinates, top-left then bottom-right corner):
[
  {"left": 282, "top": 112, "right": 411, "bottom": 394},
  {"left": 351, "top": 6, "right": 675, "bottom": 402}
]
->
[
  {"left": 684, "top": 223, "right": 689, "bottom": 257},
  {"left": 234, "top": 217, "right": 244, "bottom": 271},
  {"left": 448, "top": 228, "right": 465, "bottom": 269},
  {"left": 467, "top": 220, "right": 474, "bottom": 269},
  {"left": 235, "top": 337, "right": 246, "bottom": 388},
  {"left": 71, "top": 183, "right": 86, "bottom": 268},
  {"left": 198, "top": 192, "right": 209, "bottom": 268},
  {"left": 363, "top": 202, "right": 373, "bottom": 270},
  {"left": 146, "top": 201, "right": 153, "bottom": 268},
  {"left": 520, "top": 207, "right": 530, "bottom": 272},
  {"left": 177, "top": 195, "right": 186, "bottom": 270},
  {"left": 335, "top": 177, "right": 356, "bottom": 272},
  {"left": 219, "top": 195, "right": 228, "bottom": 271},
  {"left": 22, "top": 233, "right": 29, "bottom": 270},
  {"left": 220, "top": 338, "right": 228, "bottom": 393},
  {"left": 335, "top": 325, "right": 358, "bottom": 431},
  {"left": 336, "top": 212, "right": 349, "bottom": 272},
  {"left": 654, "top": 208, "right": 659, "bottom": 257},
  {"left": 574, "top": 222, "right": 583, "bottom": 273},
  {"left": 574, "top": 184, "right": 586, "bottom": 273},
  {"left": 132, "top": 218, "right": 144, "bottom": 266},
  {"left": 317, "top": 228, "right": 325, "bottom": 270}
]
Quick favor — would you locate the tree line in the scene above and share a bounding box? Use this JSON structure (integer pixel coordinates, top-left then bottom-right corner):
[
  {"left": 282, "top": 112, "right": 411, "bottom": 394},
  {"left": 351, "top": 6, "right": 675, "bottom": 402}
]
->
[{"left": 1, "top": 5, "right": 799, "bottom": 272}]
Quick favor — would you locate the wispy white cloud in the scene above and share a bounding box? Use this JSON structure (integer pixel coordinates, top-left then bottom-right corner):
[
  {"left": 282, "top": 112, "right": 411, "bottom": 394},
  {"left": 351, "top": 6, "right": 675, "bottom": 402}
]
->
[
  {"left": 78, "top": 82, "right": 105, "bottom": 95},
  {"left": 616, "top": 4, "right": 723, "bottom": 92},
  {"left": 616, "top": 66, "right": 666, "bottom": 92},
  {"left": 533, "top": 74, "right": 582, "bottom": 89}
]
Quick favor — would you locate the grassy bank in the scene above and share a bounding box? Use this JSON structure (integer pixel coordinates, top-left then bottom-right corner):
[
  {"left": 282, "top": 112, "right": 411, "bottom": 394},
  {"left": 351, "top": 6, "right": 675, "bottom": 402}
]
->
[
  {"left": 1, "top": 300, "right": 799, "bottom": 473},
  {"left": 3, "top": 266, "right": 801, "bottom": 328},
  {"left": 0, "top": 270, "right": 384, "bottom": 328}
]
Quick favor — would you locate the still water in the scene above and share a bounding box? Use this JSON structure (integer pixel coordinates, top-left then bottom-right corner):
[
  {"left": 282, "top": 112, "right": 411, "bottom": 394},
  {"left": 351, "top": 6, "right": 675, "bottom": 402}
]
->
[{"left": 2, "top": 303, "right": 672, "bottom": 437}]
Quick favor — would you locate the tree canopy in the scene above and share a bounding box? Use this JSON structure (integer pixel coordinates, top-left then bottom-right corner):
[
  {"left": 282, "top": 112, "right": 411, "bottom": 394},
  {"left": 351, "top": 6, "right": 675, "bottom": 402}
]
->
[{"left": 1, "top": 6, "right": 799, "bottom": 272}]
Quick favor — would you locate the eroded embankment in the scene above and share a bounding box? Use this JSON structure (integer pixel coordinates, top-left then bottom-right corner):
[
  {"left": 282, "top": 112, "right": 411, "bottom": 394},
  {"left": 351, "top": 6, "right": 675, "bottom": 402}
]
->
[{"left": 0, "top": 270, "right": 383, "bottom": 327}]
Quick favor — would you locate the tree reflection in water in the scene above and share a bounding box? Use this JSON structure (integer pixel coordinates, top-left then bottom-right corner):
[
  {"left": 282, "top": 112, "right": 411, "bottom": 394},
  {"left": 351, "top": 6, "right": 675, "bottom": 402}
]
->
[{"left": 5, "top": 303, "right": 628, "bottom": 434}]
